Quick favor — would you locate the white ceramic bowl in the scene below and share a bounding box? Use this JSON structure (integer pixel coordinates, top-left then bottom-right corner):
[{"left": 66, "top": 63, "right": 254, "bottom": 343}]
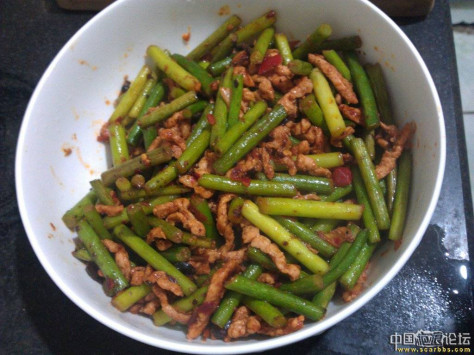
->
[{"left": 16, "top": 0, "right": 445, "bottom": 353}]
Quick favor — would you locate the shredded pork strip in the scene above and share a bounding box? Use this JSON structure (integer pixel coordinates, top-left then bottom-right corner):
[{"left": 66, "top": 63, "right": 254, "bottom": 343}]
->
[
  {"left": 194, "top": 151, "right": 217, "bottom": 177},
  {"left": 375, "top": 122, "right": 416, "bottom": 179},
  {"left": 242, "top": 88, "right": 259, "bottom": 103},
  {"left": 95, "top": 204, "right": 124, "bottom": 217},
  {"left": 342, "top": 263, "right": 370, "bottom": 302},
  {"left": 216, "top": 194, "right": 237, "bottom": 253},
  {"left": 286, "top": 118, "right": 327, "bottom": 153},
  {"left": 277, "top": 77, "right": 313, "bottom": 118},
  {"left": 257, "top": 272, "right": 278, "bottom": 285},
  {"left": 102, "top": 239, "right": 131, "bottom": 280},
  {"left": 293, "top": 193, "right": 321, "bottom": 200},
  {"left": 188, "top": 259, "right": 211, "bottom": 275},
  {"left": 153, "top": 198, "right": 205, "bottom": 237},
  {"left": 147, "top": 126, "right": 189, "bottom": 157},
  {"left": 146, "top": 226, "right": 168, "bottom": 242},
  {"left": 317, "top": 226, "right": 355, "bottom": 248},
  {"left": 147, "top": 270, "right": 183, "bottom": 296},
  {"left": 242, "top": 225, "right": 300, "bottom": 280},
  {"left": 268, "top": 64, "right": 295, "bottom": 93},
  {"left": 295, "top": 154, "right": 332, "bottom": 177},
  {"left": 130, "top": 266, "right": 146, "bottom": 286},
  {"left": 140, "top": 298, "right": 160, "bottom": 315},
  {"left": 227, "top": 147, "right": 274, "bottom": 180},
  {"left": 330, "top": 126, "right": 355, "bottom": 148},
  {"left": 226, "top": 306, "right": 262, "bottom": 339},
  {"left": 234, "top": 66, "right": 255, "bottom": 87},
  {"left": 219, "top": 87, "right": 232, "bottom": 107},
  {"left": 339, "top": 104, "right": 363, "bottom": 125},
  {"left": 308, "top": 54, "right": 358, "bottom": 104},
  {"left": 257, "top": 315, "right": 305, "bottom": 336},
  {"left": 128, "top": 292, "right": 160, "bottom": 315},
  {"left": 264, "top": 125, "right": 292, "bottom": 151},
  {"left": 187, "top": 259, "right": 242, "bottom": 339},
  {"left": 252, "top": 75, "right": 275, "bottom": 101},
  {"left": 179, "top": 175, "right": 214, "bottom": 199},
  {"left": 153, "top": 285, "right": 191, "bottom": 324}
]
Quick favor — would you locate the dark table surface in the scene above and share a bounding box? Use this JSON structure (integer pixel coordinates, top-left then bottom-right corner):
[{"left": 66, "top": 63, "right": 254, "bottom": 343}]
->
[{"left": 1, "top": 0, "right": 473, "bottom": 354}]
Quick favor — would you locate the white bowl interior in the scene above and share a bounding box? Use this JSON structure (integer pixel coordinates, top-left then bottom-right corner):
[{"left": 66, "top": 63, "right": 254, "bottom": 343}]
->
[{"left": 16, "top": 0, "right": 445, "bottom": 353}]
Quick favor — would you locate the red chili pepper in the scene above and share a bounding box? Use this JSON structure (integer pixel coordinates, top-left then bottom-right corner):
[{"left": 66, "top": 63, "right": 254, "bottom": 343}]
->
[
  {"left": 230, "top": 174, "right": 251, "bottom": 187},
  {"left": 333, "top": 166, "right": 352, "bottom": 187},
  {"left": 258, "top": 53, "right": 282, "bottom": 75},
  {"left": 207, "top": 113, "right": 216, "bottom": 125}
]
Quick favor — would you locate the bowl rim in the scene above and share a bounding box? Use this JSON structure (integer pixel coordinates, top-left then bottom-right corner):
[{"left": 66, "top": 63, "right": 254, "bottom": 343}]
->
[{"left": 15, "top": 0, "right": 446, "bottom": 353}]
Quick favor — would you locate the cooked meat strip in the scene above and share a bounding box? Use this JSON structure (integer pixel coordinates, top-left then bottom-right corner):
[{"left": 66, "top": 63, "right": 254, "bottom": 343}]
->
[
  {"left": 308, "top": 54, "right": 358, "bottom": 104},
  {"left": 164, "top": 111, "right": 192, "bottom": 140},
  {"left": 160, "top": 128, "right": 187, "bottom": 151},
  {"left": 264, "top": 125, "right": 292, "bottom": 151},
  {"left": 380, "top": 121, "right": 399, "bottom": 140},
  {"left": 147, "top": 120, "right": 191, "bottom": 155},
  {"left": 227, "top": 147, "right": 268, "bottom": 180},
  {"left": 140, "top": 153, "right": 152, "bottom": 166},
  {"left": 295, "top": 154, "right": 332, "bottom": 177},
  {"left": 153, "top": 198, "right": 205, "bottom": 237},
  {"left": 274, "top": 154, "right": 298, "bottom": 176},
  {"left": 330, "top": 126, "right": 355, "bottom": 148},
  {"left": 230, "top": 147, "right": 274, "bottom": 179},
  {"left": 197, "top": 246, "right": 247, "bottom": 264},
  {"left": 376, "top": 137, "right": 391, "bottom": 150},
  {"left": 234, "top": 66, "right": 255, "bottom": 87},
  {"left": 146, "top": 227, "right": 168, "bottom": 243},
  {"left": 216, "top": 194, "right": 237, "bottom": 253},
  {"left": 268, "top": 64, "right": 295, "bottom": 93},
  {"left": 342, "top": 263, "right": 370, "bottom": 302},
  {"left": 261, "top": 147, "right": 274, "bottom": 179},
  {"left": 241, "top": 225, "right": 300, "bottom": 281},
  {"left": 194, "top": 151, "right": 217, "bottom": 177},
  {"left": 293, "top": 193, "right": 321, "bottom": 200},
  {"left": 97, "top": 121, "right": 110, "bottom": 142},
  {"left": 179, "top": 175, "right": 214, "bottom": 199},
  {"left": 317, "top": 226, "right": 355, "bottom": 248},
  {"left": 187, "top": 259, "right": 242, "bottom": 339},
  {"left": 140, "top": 299, "right": 161, "bottom": 315},
  {"left": 231, "top": 51, "right": 250, "bottom": 68},
  {"left": 339, "top": 104, "right": 364, "bottom": 125},
  {"left": 242, "top": 88, "right": 259, "bottom": 103},
  {"left": 257, "top": 272, "right": 278, "bottom": 285},
  {"left": 188, "top": 259, "right": 211, "bottom": 275},
  {"left": 291, "top": 140, "right": 311, "bottom": 155},
  {"left": 147, "top": 227, "right": 173, "bottom": 251},
  {"left": 252, "top": 75, "right": 275, "bottom": 101},
  {"left": 95, "top": 204, "right": 124, "bottom": 217},
  {"left": 226, "top": 306, "right": 262, "bottom": 339},
  {"left": 153, "top": 199, "right": 183, "bottom": 217},
  {"left": 102, "top": 239, "right": 131, "bottom": 281},
  {"left": 286, "top": 118, "right": 327, "bottom": 153},
  {"left": 375, "top": 122, "right": 416, "bottom": 179},
  {"left": 147, "top": 270, "right": 183, "bottom": 296},
  {"left": 153, "top": 285, "right": 191, "bottom": 324},
  {"left": 166, "top": 212, "right": 205, "bottom": 237},
  {"left": 277, "top": 77, "right": 313, "bottom": 118},
  {"left": 220, "top": 87, "right": 232, "bottom": 107},
  {"left": 130, "top": 266, "right": 147, "bottom": 286},
  {"left": 257, "top": 315, "right": 305, "bottom": 336},
  {"left": 155, "top": 239, "right": 172, "bottom": 251}
]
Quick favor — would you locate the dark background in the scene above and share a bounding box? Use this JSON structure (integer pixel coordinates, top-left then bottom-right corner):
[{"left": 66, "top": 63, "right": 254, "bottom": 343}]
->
[{"left": 1, "top": 0, "right": 473, "bottom": 353}]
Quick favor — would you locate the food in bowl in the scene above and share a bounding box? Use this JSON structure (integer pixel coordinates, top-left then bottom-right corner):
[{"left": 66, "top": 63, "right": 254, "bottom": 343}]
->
[{"left": 62, "top": 10, "right": 415, "bottom": 341}]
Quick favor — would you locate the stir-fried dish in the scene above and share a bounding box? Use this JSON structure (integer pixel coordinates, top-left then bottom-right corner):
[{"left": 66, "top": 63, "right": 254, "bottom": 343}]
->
[{"left": 63, "top": 10, "right": 414, "bottom": 341}]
